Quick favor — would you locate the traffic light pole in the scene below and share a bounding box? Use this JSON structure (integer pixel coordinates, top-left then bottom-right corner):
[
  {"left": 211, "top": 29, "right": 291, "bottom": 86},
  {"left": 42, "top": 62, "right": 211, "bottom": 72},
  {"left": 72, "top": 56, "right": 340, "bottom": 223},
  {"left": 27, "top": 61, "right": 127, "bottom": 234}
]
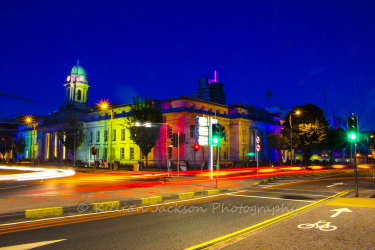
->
[
  {"left": 177, "top": 131, "right": 180, "bottom": 177},
  {"left": 208, "top": 117, "right": 213, "bottom": 180},
  {"left": 354, "top": 142, "right": 358, "bottom": 197}
]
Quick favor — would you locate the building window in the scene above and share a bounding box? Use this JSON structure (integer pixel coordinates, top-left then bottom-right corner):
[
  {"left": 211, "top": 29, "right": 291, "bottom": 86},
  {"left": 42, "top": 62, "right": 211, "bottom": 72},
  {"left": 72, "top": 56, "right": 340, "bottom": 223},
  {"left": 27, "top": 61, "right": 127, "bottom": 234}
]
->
[
  {"left": 121, "top": 148, "right": 125, "bottom": 160},
  {"left": 112, "top": 148, "right": 115, "bottom": 159},
  {"left": 130, "top": 147, "right": 134, "bottom": 160},
  {"left": 224, "top": 149, "right": 228, "bottom": 160},
  {"left": 90, "top": 132, "right": 93, "bottom": 142},
  {"left": 104, "top": 148, "right": 107, "bottom": 159},
  {"left": 97, "top": 148, "right": 100, "bottom": 159},
  {"left": 168, "top": 147, "right": 172, "bottom": 160},
  {"left": 242, "top": 129, "right": 245, "bottom": 141},
  {"left": 168, "top": 126, "right": 172, "bottom": 138},
  {"left": 168, "top": 105, "right": 172, "bottom": 112},
  {"left": 77, "top": 90, "right": 81, "bottom": 101},
  {"left": 223, "top": 126, "right": 227, "bottom": 141},
  {"left": 216, "top": 110, "right": 220, "bottom": 115},
  {"left": 45, "top": 133, "right": 50, "bottom": 160},
  {"left": 243, "top": 148, "right": 245, "bottom": 160},
  {"left": 190, "top": 105, "right": 194, "bottom": 112},
  {"left": 112, "top": 129, "right": 116, "bottom": 141},
  {"left": 104, "top": 130, "right": 108, "bottom": 142},
  {"left": 190, "top": 125, "right": 195, "bottom": 138},
  {"left": 121, "top": 128, "right": 125, "bottom": 141},
  {"left": 96, "top": 131, "right": 100, "bottom": 142}
]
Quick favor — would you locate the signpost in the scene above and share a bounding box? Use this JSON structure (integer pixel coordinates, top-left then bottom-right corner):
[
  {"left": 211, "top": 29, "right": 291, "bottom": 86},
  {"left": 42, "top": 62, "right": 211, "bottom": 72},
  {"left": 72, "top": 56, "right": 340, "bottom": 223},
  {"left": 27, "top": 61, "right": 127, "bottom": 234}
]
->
[
  {"left": 196, "top": 116, "right": 217, "bottom": 180},
  {"left": 256, "top": 136, "right": 260, "bottom": 177}
]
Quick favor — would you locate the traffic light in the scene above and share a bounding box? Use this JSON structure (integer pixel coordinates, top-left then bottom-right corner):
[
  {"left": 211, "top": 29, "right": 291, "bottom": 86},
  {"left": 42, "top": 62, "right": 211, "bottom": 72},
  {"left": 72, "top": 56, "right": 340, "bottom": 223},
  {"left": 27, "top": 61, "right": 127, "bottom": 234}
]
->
[
  {"left": 194, "top": 143, "right": 200, "bottom": 151},
  {"left": 212, "top": 124, "right": 221, "bottom": 146},
  {"left": 171, "top": 133, "right": 178, "bottom": 147},
  {"left": 347, "top": 115, "right": 359, "bottom": 142},
  {"left": 91, "top": 147, "right": 97, "bottom": 155}
]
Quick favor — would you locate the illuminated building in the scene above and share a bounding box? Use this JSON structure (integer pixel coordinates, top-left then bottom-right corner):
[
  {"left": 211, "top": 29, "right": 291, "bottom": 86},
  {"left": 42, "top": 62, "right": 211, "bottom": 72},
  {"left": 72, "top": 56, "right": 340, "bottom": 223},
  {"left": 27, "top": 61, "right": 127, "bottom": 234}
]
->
[{"left": 15, "top": 64, "right": 282, "bottom": 168}]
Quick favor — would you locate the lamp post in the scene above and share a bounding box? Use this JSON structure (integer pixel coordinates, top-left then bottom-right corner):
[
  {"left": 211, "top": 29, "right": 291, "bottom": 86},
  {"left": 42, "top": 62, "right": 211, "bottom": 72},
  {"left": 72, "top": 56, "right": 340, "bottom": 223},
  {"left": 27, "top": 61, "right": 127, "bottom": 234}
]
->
[
  {"left": 99, "top": 100, "right": 113, "bottom": 173},
  {"left": 368, "top": 135, "right": 373, "bottom": 163},
  {"left": 24, "top": 116, "right": 37, "bottom": 166},
  {"left": 289, "top": 110, "right": 301, "bottom": 166}
]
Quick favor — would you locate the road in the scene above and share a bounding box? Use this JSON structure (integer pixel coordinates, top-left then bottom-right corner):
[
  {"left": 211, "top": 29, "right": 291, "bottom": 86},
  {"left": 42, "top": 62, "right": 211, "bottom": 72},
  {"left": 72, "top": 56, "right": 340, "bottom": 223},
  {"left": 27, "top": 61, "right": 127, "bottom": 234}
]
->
[{"left": 1, "top": 171, "right": 374, "bottom": 249}]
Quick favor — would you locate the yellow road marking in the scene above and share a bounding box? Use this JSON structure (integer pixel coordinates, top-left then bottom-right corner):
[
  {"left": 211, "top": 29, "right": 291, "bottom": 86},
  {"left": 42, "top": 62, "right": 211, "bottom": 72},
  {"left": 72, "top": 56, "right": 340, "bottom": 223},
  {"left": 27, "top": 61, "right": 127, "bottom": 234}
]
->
[
  {"left": 185, "top": 190, "right": 350, "bottom": 250},
  {"left": 325, "top": 198, "right": 375, "bottom": 208},
  {"left": 227, "top": 194, "right": 315, "bottom": 203}
]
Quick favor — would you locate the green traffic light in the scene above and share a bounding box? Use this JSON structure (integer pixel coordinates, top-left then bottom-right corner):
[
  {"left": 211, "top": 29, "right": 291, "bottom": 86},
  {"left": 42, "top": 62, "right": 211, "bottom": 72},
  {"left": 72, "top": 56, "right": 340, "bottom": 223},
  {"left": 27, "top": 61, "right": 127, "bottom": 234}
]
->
[
  {"left": 247, "top": 152, "right": 255, "bottom": 156},
  {"left": 212, "top": 137, "right": 219, "bottom": 144},
  {"left": 348, "top": 133, "right": 356, "bottom": 140}
]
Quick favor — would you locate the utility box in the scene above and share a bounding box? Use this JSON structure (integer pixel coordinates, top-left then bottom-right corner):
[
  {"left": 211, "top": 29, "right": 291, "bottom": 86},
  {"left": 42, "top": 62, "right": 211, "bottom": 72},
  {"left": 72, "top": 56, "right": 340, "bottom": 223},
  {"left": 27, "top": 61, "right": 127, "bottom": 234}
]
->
[{"left": 133, "top": 164, "right": 139, "bottom": 171}]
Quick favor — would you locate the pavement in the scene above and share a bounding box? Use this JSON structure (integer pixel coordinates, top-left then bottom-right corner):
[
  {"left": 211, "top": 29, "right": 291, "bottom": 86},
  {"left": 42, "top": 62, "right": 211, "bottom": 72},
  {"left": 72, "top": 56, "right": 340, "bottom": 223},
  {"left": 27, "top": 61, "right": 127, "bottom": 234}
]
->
[
  {"left": 215, "top": 190, "right": 375, "bottom": 250},
  {"left": 0, "top": 167, "right": 354, "bottom": 223}
]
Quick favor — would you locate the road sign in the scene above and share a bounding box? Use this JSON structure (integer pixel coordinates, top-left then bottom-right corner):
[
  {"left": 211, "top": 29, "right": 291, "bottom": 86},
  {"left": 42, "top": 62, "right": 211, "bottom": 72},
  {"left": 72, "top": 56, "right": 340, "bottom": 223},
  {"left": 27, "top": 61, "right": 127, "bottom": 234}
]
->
[
  {"left": 197, "top": 136, "right": 208, "bottom": 145},
  {"left": 256, "top": 144, "right": 261, "bottom": 152},
  {"left": 256, "top": 136, "right": 260, "bottom": 144}
]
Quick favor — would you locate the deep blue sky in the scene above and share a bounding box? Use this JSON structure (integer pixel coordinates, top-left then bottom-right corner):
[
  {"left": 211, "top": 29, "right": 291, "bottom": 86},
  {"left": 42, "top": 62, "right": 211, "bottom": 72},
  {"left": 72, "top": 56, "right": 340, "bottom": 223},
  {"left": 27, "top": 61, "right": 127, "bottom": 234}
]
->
[{"left": 1, "top": 1, "right": 375, "bottom": 129}]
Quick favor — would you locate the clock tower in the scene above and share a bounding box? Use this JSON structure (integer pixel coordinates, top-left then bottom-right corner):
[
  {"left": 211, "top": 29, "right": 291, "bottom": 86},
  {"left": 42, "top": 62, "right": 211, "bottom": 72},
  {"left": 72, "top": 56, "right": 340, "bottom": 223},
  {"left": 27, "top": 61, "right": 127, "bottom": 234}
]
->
[{"left": 61, "top": 61, "right": 90, "bottom": 110}]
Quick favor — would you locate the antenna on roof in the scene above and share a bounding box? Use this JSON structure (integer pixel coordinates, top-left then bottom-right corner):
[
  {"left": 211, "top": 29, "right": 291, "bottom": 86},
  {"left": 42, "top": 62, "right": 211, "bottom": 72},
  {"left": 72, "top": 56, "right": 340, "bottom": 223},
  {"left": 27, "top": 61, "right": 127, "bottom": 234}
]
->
[
  {"left": 77, "top": 60, "right": 79, "bottom": 66},
  {"left": 214, "top": 70, "right": 217, "bottom": 82}
]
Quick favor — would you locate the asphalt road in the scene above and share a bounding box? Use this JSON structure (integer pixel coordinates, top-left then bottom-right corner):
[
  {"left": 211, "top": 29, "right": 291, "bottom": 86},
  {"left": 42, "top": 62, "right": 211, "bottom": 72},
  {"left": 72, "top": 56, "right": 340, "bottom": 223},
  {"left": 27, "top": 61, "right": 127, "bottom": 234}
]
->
[{"left": 1, "top": 172, "right": 373, "bottom": 249}]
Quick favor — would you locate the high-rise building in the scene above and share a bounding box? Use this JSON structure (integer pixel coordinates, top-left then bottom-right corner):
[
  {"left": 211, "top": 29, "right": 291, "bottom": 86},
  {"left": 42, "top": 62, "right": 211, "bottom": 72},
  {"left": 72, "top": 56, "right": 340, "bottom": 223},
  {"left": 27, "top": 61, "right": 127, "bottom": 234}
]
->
[{"left": 191, "top": 71, "right": 225, "bottom": 105}]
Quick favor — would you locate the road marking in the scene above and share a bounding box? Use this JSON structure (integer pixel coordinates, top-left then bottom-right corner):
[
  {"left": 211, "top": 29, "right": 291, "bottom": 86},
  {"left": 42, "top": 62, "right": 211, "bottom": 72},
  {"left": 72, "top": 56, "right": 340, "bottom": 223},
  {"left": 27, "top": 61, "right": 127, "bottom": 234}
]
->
[
  {"left": 259, "top": 191, "right": 328, "bottom": 197},
  {"left": 327, "top": 182, "right": 343, "bottom": 187},
  {"left": 330, "top": 208, "right": 352, "bottom": 217},
  {"left": 227, "top": 194, "right": 315, "bottom": 203},
  {"left": 185, "top": 190, "right": 350, "bottom": 250},
  {"left": 0, "top": 185, "right": 27, "bottom": 190},
  {"left": 0, "top": 239, "right": 66, "bottom": 249},
  {"left": 298, "top": 220, "right": 337, "bottom": 231},
  {"left": 325, "top": 198, "right": 375, "bottom": 208}
]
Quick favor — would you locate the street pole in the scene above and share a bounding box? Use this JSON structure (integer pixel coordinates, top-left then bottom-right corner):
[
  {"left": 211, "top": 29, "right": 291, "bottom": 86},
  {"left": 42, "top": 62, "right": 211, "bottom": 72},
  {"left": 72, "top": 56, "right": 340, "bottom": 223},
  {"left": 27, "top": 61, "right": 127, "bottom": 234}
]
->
[
  {"left": 110, "top": 110, "right": 113, "bottom": 173},
  {"left": 177, "top": 131, "right": 180, "bottom": 177},
  {"left": 354, "top": 142, "right": 358, "bottom": 197},
  {"left": 290, "top": 115, "right": 293, "bottom": 166},
  {"left": 73, "top": 131, "right": 76, "bottom": 167},
  {"left": 208, "top": 117, "right": 213, "bottom": 180},
  {"left": 33, "top": 123, "right": 36, "bottom": 166},
  {"left": 216, "top": 144, "right": 219, "bottom": 188},
  {"left": 256, "top": 151, "right": 259, "bottom": 178}
]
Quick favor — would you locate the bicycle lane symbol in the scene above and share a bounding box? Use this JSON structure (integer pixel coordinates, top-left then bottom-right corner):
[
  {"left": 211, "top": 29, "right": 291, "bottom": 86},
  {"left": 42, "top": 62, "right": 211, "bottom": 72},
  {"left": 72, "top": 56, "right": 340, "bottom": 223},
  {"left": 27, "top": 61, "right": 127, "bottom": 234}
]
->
[{"left": 297, "top": 220, "right": 337, "bottom": 231}]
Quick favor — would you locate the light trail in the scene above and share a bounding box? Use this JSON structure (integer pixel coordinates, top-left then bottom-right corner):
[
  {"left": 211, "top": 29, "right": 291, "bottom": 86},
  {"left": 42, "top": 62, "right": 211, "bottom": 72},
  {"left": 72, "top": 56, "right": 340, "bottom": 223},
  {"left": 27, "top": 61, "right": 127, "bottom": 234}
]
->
[{"left": 0, "top": 166, "right": 75, "bottom": 181}]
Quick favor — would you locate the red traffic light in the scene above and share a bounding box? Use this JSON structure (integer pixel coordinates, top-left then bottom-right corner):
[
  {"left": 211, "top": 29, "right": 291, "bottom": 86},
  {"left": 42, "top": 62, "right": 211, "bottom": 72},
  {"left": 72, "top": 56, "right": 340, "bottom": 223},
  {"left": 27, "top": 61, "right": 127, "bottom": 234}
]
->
[{"left": 194, "top": 143, "right": 200, "bottom": 151}]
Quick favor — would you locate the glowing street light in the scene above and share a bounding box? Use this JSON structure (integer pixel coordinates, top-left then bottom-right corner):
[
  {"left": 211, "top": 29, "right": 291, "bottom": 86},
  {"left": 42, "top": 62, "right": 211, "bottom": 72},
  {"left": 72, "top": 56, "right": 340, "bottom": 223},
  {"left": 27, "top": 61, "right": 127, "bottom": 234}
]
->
[
  {"left": 23, "top": 115, "right": 37, "bottom": 165},
  {"left": 290, "top": 110, "right": 301, "bottom": 166},
  {"left": 98, "top": 99, "right": 114, "bottom": 173}
]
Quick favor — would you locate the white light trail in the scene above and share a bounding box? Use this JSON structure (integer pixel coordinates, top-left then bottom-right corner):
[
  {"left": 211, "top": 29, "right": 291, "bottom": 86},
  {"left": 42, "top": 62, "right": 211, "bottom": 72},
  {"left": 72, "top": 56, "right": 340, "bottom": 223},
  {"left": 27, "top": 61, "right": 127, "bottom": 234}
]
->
[{"left": 0, "top": 166, "right": 75, "bottom": 181}]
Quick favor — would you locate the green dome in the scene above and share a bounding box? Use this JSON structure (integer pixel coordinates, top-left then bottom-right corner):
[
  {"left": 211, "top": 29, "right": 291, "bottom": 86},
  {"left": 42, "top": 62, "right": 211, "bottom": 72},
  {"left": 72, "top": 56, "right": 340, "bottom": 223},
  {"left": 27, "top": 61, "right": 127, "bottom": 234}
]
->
[{"left": 68, "top": 65, "right": 86, "bottom": 77}]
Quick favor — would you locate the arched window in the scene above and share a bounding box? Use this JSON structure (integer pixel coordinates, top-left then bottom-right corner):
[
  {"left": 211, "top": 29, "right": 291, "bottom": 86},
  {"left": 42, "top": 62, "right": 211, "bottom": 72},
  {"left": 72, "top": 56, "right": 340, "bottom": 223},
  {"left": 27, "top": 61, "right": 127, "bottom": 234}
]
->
[{"left": 77, "top": 90, "right": 82, "bottom": 101}]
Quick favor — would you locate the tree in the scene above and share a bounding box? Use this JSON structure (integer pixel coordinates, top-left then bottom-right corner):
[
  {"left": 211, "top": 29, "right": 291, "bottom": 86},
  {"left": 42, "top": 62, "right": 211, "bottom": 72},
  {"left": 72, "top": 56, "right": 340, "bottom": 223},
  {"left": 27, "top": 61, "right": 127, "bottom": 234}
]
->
[
  {"left": 13, "top": 134, "right": 28, "bottom": 161},
  {"left": 125, "top": 95, "right": 163, "bottom": 168},
  {"left": 281, "top": 103, "right": 328, "bottom": 166},
  {"left": 266, "top": 134, "right": 288, "bottom": 166},
  {"left": 56, "top": 114, "right": 86, "bottom": 166}
]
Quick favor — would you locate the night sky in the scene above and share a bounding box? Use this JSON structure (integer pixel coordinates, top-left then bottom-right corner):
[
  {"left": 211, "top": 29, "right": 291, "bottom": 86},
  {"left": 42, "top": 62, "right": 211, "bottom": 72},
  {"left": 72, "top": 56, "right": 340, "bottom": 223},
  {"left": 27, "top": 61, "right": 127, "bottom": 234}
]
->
[{"left": 1, "top": 1, "right": 375, "bottom": 129}]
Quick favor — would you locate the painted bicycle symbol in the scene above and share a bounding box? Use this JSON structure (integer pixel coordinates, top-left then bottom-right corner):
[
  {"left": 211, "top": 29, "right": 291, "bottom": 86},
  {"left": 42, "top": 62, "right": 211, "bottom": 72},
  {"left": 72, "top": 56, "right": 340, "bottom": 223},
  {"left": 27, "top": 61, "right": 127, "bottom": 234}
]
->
[{"left": 298, "top": 220, "right": 337, "bottom": 231}]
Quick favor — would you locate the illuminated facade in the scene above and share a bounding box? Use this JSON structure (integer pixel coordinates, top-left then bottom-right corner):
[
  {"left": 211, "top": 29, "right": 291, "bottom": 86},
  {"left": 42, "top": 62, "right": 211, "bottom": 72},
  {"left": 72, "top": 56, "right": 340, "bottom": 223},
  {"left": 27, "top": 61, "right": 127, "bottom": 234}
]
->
[{"left": 16, "top": 64, "right": 282, "bottom": 168}]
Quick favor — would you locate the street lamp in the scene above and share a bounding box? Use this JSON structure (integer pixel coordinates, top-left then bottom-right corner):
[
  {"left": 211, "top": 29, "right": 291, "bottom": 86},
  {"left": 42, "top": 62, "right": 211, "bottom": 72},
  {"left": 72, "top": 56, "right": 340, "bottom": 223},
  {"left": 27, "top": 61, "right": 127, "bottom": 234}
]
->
[
  {"left": 368, "top": 135, "right": 373, "bottom": 163},
  {"left": 289, "top": 110, "right": 301, "bottom": 166},
  {"left": 23, "top": 115, "right": 37, "bottom": 166},
  {"left": 98, "top": 99, "right": 114, "bottom": 173}
]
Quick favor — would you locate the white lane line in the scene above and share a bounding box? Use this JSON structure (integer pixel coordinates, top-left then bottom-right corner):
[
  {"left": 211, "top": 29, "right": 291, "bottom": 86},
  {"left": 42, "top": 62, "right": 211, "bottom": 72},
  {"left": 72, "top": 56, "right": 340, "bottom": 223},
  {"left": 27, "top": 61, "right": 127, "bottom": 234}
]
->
[
  {"left": 0, "top": 239, "right": 66, "bottom": 249},
  {"left": 227, "top": 194, "right": 315, "bottom": 203},
  {"left": 258, "top": 191, "right": 328, "bottom": 197},
  {"left": 271, "top": 188, "right": 336, "bottom": 193},
  {"left": 0, "top": 185, "right": 27, "bottom": 190}
]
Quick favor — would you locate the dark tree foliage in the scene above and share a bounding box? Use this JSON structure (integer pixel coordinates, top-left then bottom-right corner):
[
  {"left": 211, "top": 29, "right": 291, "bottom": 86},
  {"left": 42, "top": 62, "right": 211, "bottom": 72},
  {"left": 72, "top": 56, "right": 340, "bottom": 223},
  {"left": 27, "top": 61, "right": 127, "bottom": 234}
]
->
[
  {"left": 281, "top": 103, "right": 329, "bottom": 165},
  {"left": 266, "top": 133, "right": 288, "bottom": 165},
  {"left": 325, "top": 128, "right": 348, "bottom": 161},
  {"left": 125, "top": 95, "right": 163, "bottom": 168},
  {"left": 14, "top": 134, "right": 28, "bottom": 160},
  {"left": 56, "top": 114, "right": 86, "bottom": 165}
]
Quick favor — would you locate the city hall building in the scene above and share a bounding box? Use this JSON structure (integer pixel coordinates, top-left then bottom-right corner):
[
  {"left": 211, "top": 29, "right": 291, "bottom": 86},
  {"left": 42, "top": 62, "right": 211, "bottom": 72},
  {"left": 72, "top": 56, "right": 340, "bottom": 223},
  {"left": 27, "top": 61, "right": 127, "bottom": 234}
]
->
[{"left": 16, "top": 63, "right": 282, "bottom": 168}]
